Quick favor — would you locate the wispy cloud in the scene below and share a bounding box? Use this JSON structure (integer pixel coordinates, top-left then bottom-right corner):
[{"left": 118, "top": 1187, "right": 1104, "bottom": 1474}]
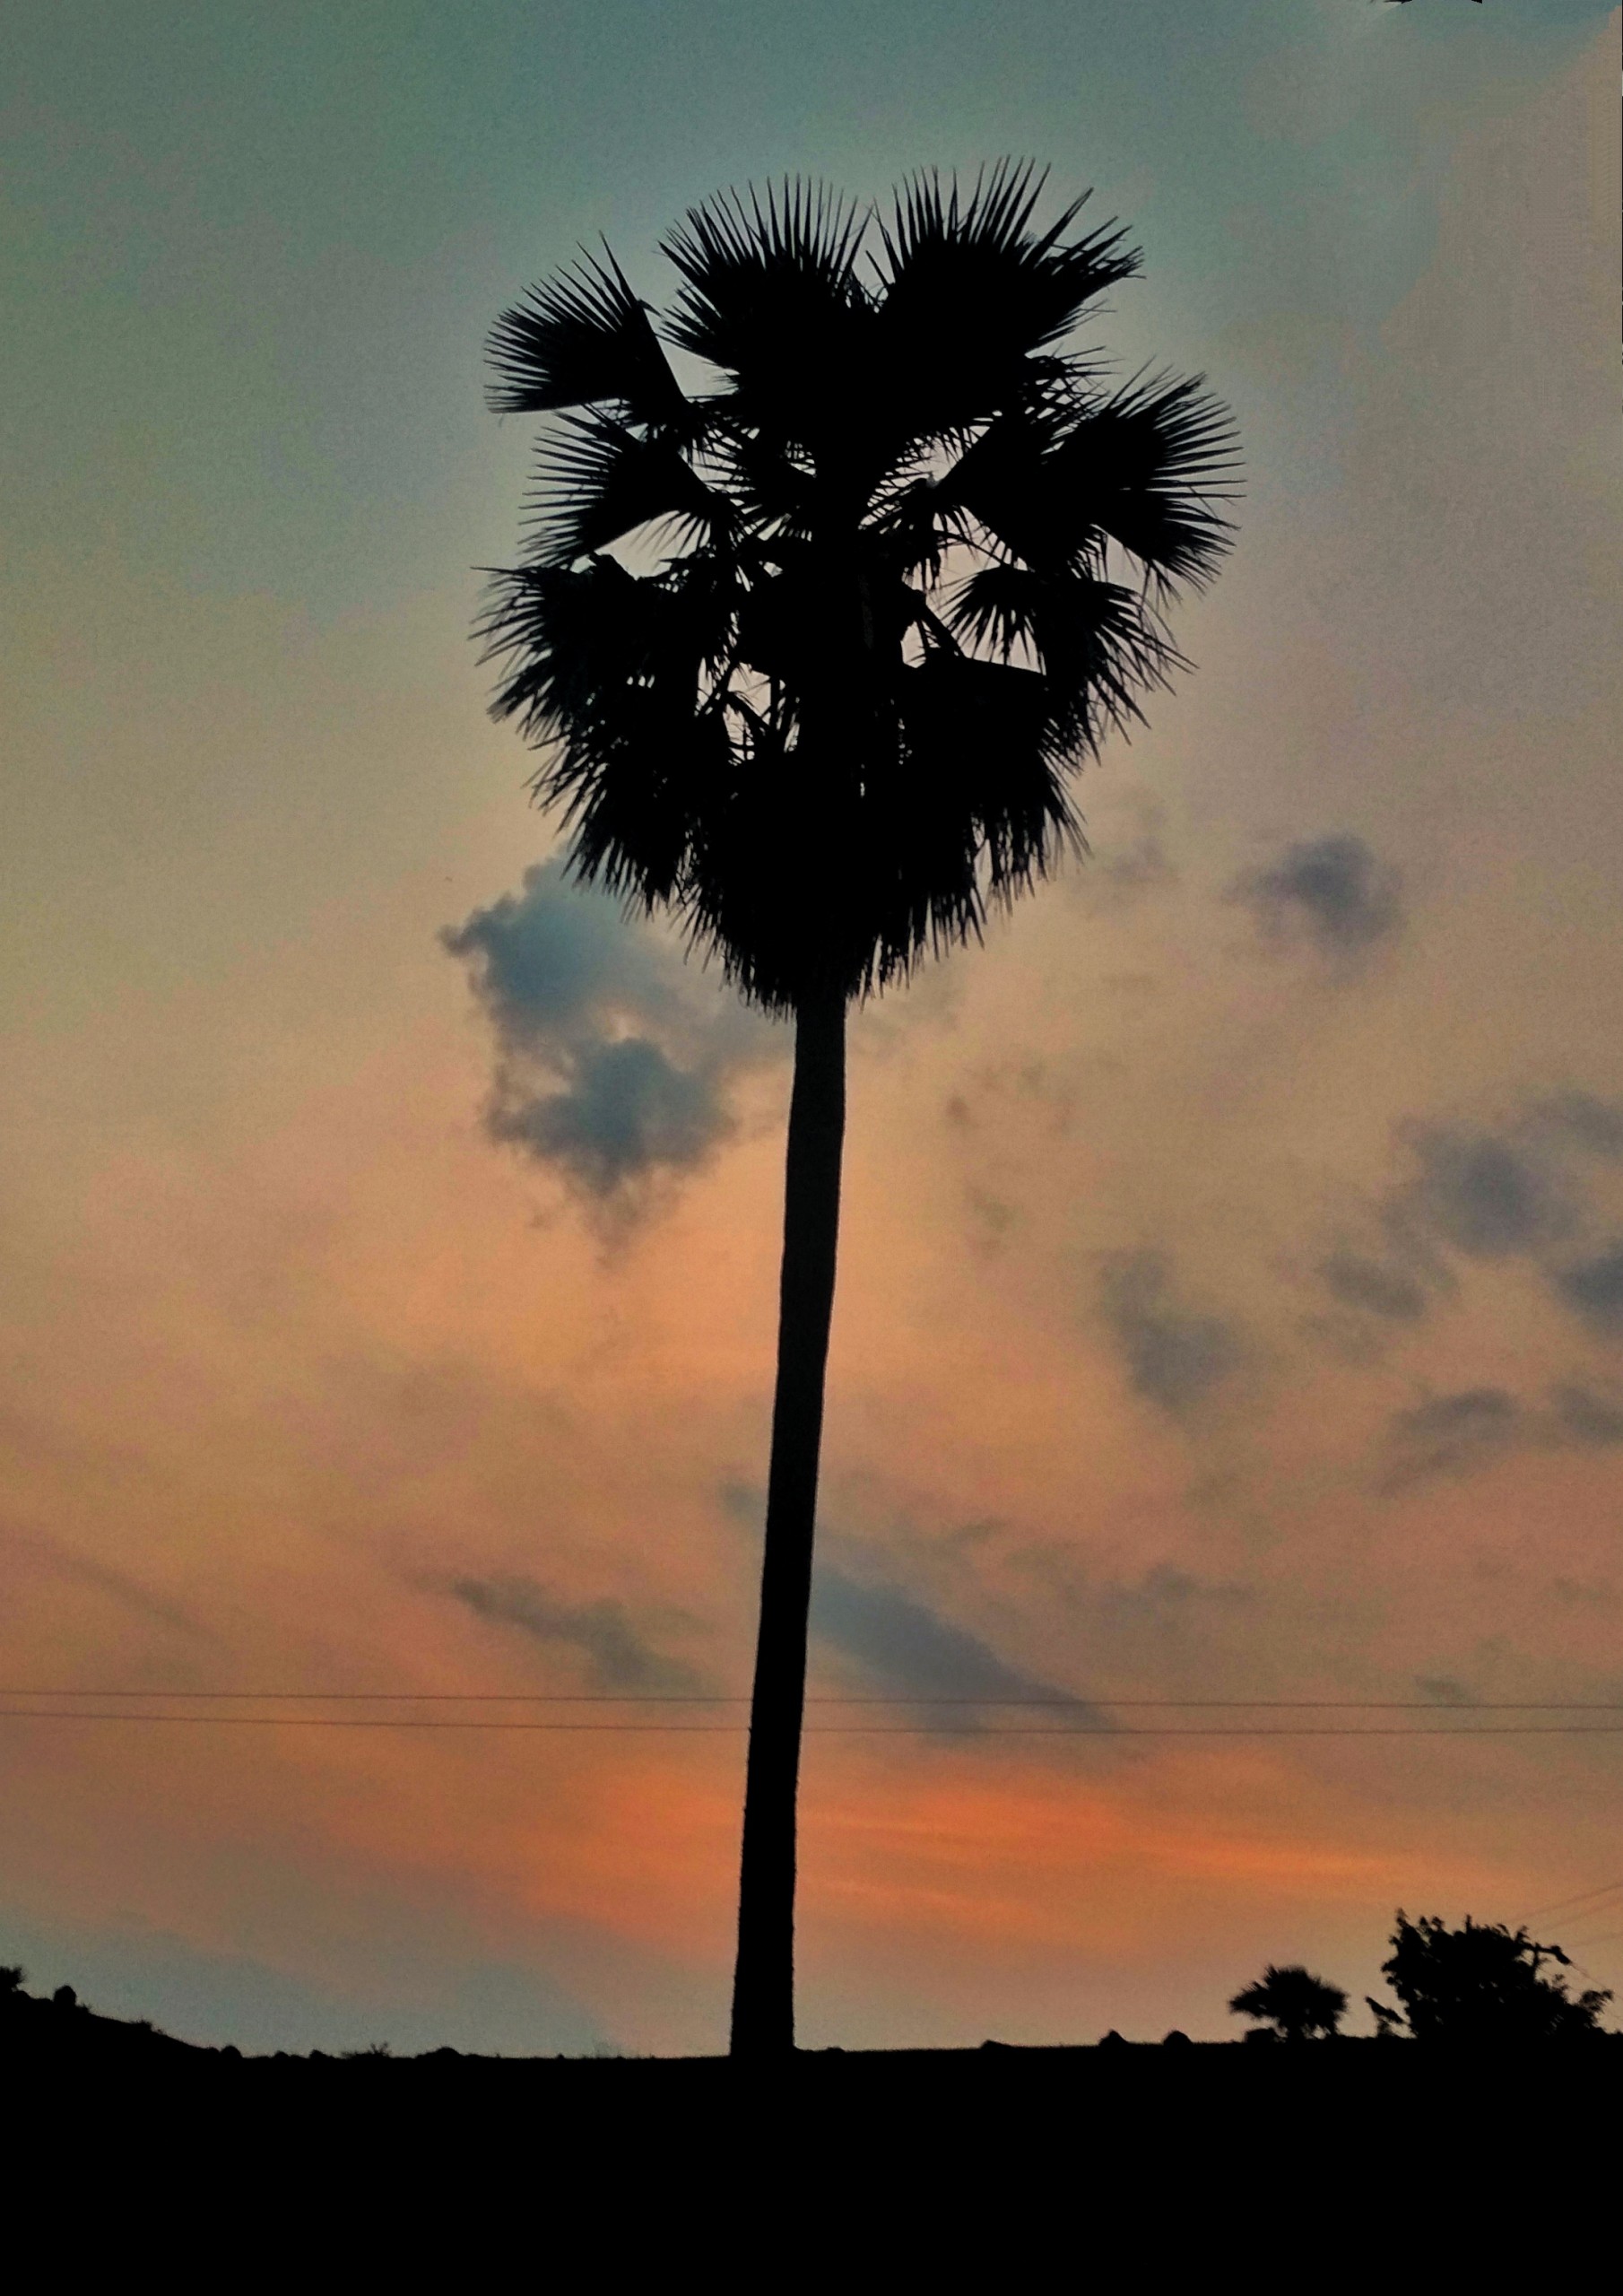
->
[
  {"left": 1376, "top": 1377, "right": 1623, "bottom": 1492},
  {"left": 1310, "top": 1092, "right": 1623, "bottom": 1343},
  {"left": 1379, "top": 1387, "right": 1522, "bottom": 1491},
  {"left": 1316, "top": 1250, "right": 1428, "bottom": 1324},
  {"left": 447, "top": 1574, "right": 706, "bottom": 1693},
  {"left": 5, "top": 1525, "right": 214, "bottom": 1642},
  {"left": 811, "top": 1565, "right": 1084, "bottom": 1714}
]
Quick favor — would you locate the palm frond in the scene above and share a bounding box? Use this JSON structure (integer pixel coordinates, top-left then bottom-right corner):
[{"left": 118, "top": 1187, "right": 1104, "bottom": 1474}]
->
[
  {"left": 936, "top": 403, "right": 1071, "bottom": 567},
  {"left": 1052, "top": 370, "right": 1239, "bottom": 590},
  {"left": 561, "top": 704, "right": 733, "bottom": 909},
  {"left": 478, "top": 557, "right": 744, "bottom": 906},
  {"left": 946, "top": 562, "right": 1181, "bottom": 747},
  {"left": 942, "top": 377, "right": 1238, "bottom": 592},
  {"left": 662, "top": 180, "right": 870, "bottom": 372},
  {"left": 866, "top": 474, "right": 973, "bottom": 587},
  {"left": 661, "top": 183, "right": 878, "bottom": 465},
  {"left": 872, "top": 162, "right": 1139, "bottom": 431},
  {"left": 703, "top": 413, "right": 817, "bottom": 540},
  {"left": 487, "top": 247, "right": 689, "bottom": 424},
  {"left": 525, "top": 413, "right": 732, "bottom": 565},
  {"left": 477, "top": 555, "right": 729, "bottom": 744},
  {"left": 897, "top": 650, "right": 1084, "bottom": 903}
]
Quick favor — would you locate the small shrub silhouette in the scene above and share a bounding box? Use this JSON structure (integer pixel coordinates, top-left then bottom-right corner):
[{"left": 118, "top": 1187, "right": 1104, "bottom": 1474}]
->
[{"left": 1228, "top": 1964, "right": 1347, "bottom": 2041}]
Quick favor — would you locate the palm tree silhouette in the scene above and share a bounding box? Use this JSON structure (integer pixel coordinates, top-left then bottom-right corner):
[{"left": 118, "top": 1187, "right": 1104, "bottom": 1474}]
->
[
  {"left": 481, "top": 164, "right": 1237, "bottom": 2057},
  {"left": 1229, "top": 1963, "right": 1348, "bottom": 2042}
]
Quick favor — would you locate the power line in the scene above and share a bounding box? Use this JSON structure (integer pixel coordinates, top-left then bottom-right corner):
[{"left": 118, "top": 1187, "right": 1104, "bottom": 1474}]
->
[
  {"left": 5, "top": 1690, "right": 1623, "bottom": 1709},
  {"left": 4, "top": 1709, "right": 1623, "bottom": 1736},
  {"left": 1521, "top": 1877, "right": 1623, "bottom": 1921}
]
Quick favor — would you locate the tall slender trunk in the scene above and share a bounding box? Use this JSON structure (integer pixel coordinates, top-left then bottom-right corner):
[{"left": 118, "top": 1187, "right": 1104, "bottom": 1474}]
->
[{"left": 728, "top": 979, "right": 847, "bottom": 2058}]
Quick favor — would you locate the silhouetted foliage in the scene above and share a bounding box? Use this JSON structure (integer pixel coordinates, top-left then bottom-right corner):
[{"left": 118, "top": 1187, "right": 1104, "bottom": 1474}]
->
[
  {"left": 1228, "top": 1964, "right": 1348, "bottom": 2041},
  {"left": 482, "top": 162, "right": 1237, "bottom": 2057},
  {"left": 1373, "top": 1911, "right": 1613, "bottom": 2042},
  {"left": 481, "top": 162, "right": 1237, "bottom": 1019}
]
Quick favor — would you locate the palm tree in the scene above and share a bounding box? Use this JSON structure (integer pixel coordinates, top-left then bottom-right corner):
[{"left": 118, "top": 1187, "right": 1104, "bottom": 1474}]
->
[
  {"left": 480, "top": 163, "right": 1237, "bottom": 2057},
  {"left": 1229, "top": 1963, "right": 1349, "bottom": 2042}
]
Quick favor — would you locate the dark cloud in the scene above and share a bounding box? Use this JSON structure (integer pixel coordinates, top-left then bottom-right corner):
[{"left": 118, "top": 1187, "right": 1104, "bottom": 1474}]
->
[
  {"left": 1317, "top": 1251, "right": 1428, "bottom": 1323},
  {"left": 1553, "top": 1244, "right": 1623, "bottom": 1337},
  {"left": 811, "top": 1566, "right": 1078, "bottom": 1709},
  {"left": 485, "top": 1036, "right": 725, "bottom": 1197},
  {"left": 1232, "top": 833, "right": 1403, "bottom": 959},
  {"left": 443, "top": 861, "right": 778, "bottom": 1214},
  {"left": 443, "top": 859, "right": 667, "bottom": 1040},
  {"left": 1402, "top": 1124, "right": 1571, "bottom": 1259},
  {"left": 1414, "top": 1675, "right": 1471, "bottom": 1705},
  {"left": 1098, "top": 1251, "right": 1240, "bottom": 1415},
  {"left": 1380, "top": 1387, "right": 1521, "bottom": 1490},
  {"left": 1549, "top": 1383, "right": 1623, "bottom": 1446},
  {"left": 448, "top": 1574, "right": 704, "bottom": 1693},
  {"left": 1534, "top": 1093, "right": 1623, "bottom": 1161}
]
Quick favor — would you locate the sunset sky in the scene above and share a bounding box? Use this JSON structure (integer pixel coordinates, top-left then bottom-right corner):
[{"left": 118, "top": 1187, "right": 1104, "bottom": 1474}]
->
[{"left": 4, "top": 0, "right": 1619, "bottom": 2055}]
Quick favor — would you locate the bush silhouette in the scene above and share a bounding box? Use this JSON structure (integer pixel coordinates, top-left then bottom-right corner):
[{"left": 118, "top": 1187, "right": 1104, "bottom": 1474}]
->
[
  {"left": 1372, "top": 1911, "right": 1613, "bottom": 2042},
  {"left": 1228, "top": 1964, "right": 1348, "bottom": 2041}
]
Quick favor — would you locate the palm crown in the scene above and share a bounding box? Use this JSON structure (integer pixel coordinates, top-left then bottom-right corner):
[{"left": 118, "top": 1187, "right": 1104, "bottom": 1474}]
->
[{"left": 481, "top": 163, "right": 1237, "bottom": 1015}]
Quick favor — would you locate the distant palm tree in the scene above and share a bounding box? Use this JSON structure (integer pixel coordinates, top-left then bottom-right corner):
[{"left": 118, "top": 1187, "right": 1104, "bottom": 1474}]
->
[
  {"left": 481, "top": 163, "right": 1237, "bottom": 2057},
  {"left": 1229, "top": 1963, "right": 1348, "bottom": 2042}
]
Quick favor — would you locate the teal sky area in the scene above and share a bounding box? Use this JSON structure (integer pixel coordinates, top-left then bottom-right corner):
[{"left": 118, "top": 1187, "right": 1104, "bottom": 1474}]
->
[
  {"left": 4, "top": 1, "right": 1610, "bottom": 915},
  {"left": 3, "top": 0, "right": 1610, "bottom": 1074},
  {"left": 2, "top": 2, "right": 1619, "bottom": 2056}
]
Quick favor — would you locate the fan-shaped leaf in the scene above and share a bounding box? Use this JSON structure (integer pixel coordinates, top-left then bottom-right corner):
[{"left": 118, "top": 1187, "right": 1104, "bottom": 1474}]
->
[
  {"left": 487, "top": 248, "right": 689, "bottom": 424},
  {"left": 527, "top": 414, "right": 732, "bottom": 565},
  {"left": 946, "top": 562, "right": 1178, "bottom": 747},
  {"left": 873, "top": 162, "right": 1139, "bottom": 431},
  {"left": 662, "top": 183, "right": 878, "bottom": 462},
  {"left": 1054, "top": 371, "right": 1239, "bottom": 587}
]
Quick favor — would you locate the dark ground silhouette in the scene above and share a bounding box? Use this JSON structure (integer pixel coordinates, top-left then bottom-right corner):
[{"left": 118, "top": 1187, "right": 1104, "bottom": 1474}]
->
[
  {"left": 8, "top": 1961, "right": 1616, "bottom": 2262},
  {"left": 9, "top": 1960, "right": 1615, "bottom": 2100}
]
